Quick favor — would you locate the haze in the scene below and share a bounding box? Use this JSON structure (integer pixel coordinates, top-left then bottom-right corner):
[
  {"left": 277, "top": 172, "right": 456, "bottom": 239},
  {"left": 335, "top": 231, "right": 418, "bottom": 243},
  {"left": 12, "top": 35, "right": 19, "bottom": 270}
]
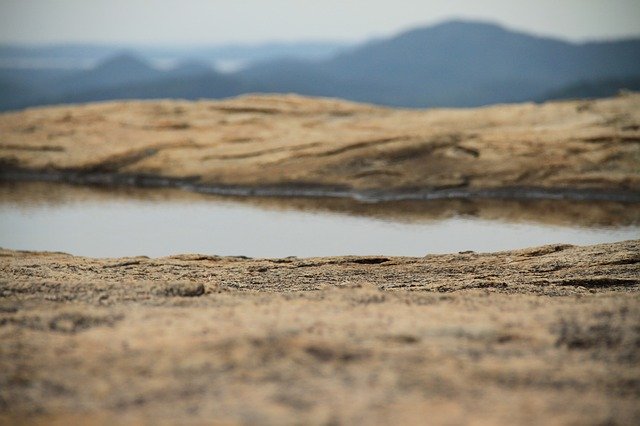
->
[{"left": 1, "top": 0, "right": 640, "bottom": 45}]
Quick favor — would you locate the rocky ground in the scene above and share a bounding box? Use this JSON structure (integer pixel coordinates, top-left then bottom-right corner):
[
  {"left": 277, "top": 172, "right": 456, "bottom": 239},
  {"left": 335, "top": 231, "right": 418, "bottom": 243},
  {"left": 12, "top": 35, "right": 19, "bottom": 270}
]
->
[
  {"left": 1, "top": 241, "right": 639, "bottom": 424},
  {"left": 1, "top": 93, "right": 639, "bottom": 199},
  {"left": 1, "top": 94, "right": 639, "bottom": 424}
]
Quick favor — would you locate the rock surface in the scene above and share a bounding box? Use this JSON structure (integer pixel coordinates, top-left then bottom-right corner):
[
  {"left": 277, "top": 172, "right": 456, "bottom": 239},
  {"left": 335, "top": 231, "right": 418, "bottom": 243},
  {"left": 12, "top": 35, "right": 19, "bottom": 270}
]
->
[
  {"left": 1, "top": 94, "right": 639, "bottom": 199},
  {"left": 1, "top": 241, "right": 639, "bottom": 424},
  {"left": 1, "top": 95, "right": 639, "bottom": 424}
]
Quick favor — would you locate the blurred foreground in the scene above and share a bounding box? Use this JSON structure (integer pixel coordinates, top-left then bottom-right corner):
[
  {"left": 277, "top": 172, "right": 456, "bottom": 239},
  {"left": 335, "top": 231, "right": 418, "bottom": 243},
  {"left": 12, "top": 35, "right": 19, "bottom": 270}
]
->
[{"left": 1, "top": 241, "right": 639, "bottom": 424}]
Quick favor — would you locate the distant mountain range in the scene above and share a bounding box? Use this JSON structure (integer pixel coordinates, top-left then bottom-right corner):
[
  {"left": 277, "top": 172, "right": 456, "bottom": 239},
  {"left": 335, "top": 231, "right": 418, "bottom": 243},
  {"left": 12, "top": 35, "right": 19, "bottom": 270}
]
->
[
  {"left": 1, "top": 20, "right": 639, "bottom": 111},
  {"left": 0, "top": 41, "right": 347, "bottom": 69}
]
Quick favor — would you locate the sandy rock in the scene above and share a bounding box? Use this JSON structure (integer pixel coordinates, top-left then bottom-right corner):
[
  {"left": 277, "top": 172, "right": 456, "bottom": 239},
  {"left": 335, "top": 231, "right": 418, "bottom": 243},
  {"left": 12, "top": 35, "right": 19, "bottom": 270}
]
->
[
  {"left": 1, "top": 95, "right": 639, "bottom": 424},
  {"left": 1, "top": 94, "right": 639, "bottom": 199},
  {"left": 1, "top": 241, "right": 639, "bottom": 424}
]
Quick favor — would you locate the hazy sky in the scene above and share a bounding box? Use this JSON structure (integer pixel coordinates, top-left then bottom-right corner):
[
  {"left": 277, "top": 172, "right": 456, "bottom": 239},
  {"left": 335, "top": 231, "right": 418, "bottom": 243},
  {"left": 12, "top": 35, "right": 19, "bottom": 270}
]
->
[{"left": 1, "top": 0, "right": 639, "bottom": 45}]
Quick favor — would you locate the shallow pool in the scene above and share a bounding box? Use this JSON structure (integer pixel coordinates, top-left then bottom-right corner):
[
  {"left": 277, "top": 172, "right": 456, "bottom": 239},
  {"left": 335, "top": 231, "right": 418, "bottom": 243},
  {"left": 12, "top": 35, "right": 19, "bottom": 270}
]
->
[{"left": 1, "top": 183, "right": 637, "bottom": 258}]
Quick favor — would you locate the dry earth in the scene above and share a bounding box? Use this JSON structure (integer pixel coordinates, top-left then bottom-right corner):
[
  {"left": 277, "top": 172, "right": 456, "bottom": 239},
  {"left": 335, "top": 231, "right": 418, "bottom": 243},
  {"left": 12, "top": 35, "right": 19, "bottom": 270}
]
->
[
  {"left": 0, "top": 93, "right": 639, "bottom": 199},
  {"left": 1, "top": 241, "right": 639, "bottom": 425}
]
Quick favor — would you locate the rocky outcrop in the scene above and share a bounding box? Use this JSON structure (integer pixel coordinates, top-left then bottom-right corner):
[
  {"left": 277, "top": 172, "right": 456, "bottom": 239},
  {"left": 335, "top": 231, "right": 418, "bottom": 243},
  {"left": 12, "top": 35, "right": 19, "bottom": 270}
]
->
[
  {"left": 1, "top": 93, "right": 639, "bottom": 201},
  {"left": 1, "top": 94, "right": 639, "bottom": 424}
]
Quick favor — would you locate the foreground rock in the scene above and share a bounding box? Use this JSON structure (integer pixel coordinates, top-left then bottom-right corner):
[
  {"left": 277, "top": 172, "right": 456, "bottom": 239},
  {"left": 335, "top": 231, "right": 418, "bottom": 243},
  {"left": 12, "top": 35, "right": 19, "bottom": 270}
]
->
[
  {"left": 1, "top": 94, "right": 639, "bottom": 200},
  {"left": 1, "top": 241, "right": 639, "bottom": 424}
]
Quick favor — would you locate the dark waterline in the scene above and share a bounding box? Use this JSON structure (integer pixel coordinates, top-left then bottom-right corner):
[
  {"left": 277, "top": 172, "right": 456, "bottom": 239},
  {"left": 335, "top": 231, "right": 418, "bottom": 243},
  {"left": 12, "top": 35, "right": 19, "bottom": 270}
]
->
[{"left": 3, "top": 169, "right": 640, "bottom": 203}]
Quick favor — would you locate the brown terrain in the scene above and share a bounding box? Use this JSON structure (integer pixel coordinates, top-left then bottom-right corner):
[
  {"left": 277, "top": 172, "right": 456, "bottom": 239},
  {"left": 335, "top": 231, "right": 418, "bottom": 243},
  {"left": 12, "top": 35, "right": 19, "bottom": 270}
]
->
[
  {"left": 0, "top": 241, "right": 639, "bottom": 425},
  {"left": 0, "top": 93, "right": 639, "bottom": 199},
  {"left": 1, "top": 94, "right": 639, "bottom": 424}
]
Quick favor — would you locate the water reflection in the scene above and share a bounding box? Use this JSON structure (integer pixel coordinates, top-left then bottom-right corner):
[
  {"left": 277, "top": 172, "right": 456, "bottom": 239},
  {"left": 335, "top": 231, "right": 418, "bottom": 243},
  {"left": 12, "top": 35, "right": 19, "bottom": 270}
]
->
[{"left": 1, "top": 182, "right": 638, "bottom": 258}]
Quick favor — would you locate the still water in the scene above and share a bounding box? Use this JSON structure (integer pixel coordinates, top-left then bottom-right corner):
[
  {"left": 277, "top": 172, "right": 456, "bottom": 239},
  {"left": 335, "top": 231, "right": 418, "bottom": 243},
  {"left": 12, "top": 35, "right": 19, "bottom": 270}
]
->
[{"left": 1, "top": 183, "right": 637, "bottom": 258}]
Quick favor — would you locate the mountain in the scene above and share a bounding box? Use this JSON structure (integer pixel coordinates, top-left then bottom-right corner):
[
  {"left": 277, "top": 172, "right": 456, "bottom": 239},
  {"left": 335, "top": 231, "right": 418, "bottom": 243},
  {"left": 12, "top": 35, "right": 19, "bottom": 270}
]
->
[
  {"left": 170, "top": 59, "right": 213, "bottom": 77},
  {"left": 0, "top": 67, "right": 77, "bottom": 110},
  {"left": 0, "top": 42, "right": 348, "bottom": 70},
  {"left": 1, "top": 20, "right": 639, "bottom": 110},
  {"left": 0, "top": 53, "right": 243, "bottom": 109},
  {"left": 0, "top": 53, "right": 164, "bottom": 109},
  {"left": 540, "top": 76, "right": 640, "bottom": 101},
  {"left": 59, "top": 53, "right": 164, "bottom": 92},
  {"left": 50, "top": 72, "right": 247, "bottom": 104},
  {"left": 237, "top": 58, "right": 388, "bottom": 100},
  {"left": 239, "top": 20, "right": 640, "bottom": 107}
]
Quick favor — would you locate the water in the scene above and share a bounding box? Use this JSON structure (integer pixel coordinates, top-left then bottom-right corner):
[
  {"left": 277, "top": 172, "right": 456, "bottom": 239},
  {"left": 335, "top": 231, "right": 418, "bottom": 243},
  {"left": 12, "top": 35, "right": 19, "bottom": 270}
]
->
[{"left": 1, "top": 183, "right": 637, "bottom": 258}]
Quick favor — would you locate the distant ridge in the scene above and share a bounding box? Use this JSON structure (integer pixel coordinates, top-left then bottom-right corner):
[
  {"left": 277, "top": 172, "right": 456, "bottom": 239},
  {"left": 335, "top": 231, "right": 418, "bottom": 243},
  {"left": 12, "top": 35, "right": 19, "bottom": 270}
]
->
[
  {"left": 43, "top": 53, "right": 246, "bottom": 105},
  {"left": 246, "top": 19, "right": 640, "bottom": 107},
  {"left": 541, "top": 76, "right": 640, "bottom": 101},
  {"left": 64, "top": 53, "right": 163, "bottom": 91},
  {"left": 1, "top": 20, "right": 639, "bottom": 110}
]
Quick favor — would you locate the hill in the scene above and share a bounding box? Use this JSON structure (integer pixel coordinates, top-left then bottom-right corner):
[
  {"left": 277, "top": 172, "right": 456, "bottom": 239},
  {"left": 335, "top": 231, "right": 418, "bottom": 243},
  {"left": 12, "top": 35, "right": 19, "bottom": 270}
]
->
[
  {"left": 1, "top": 54, "right": 249, "bottom": 109},
  {"left": 2, "top": 20, "right": 640, "bottom": 110},
  {"left": 1, "top": 93, "right": 638, "bottom": 200},
  {"left": 541, "top": 76, "right": 640, "bottom": 101},
  {"left": 240, "top": 20, "right": 640, "bottom": 107}
]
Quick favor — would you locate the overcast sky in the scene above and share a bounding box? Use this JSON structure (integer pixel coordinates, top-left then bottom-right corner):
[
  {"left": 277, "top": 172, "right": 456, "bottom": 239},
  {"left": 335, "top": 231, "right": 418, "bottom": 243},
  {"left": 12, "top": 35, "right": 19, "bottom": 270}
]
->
[{"left": 1, "top": 0, "right": 639, "bottom": 45}]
